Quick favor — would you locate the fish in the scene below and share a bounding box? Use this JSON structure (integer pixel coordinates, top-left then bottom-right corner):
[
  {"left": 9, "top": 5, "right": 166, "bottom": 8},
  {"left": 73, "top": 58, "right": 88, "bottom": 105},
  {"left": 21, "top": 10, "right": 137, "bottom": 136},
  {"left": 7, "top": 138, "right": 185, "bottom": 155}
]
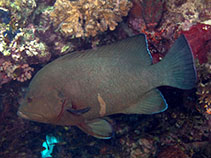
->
[
  {"left": 17, "top": 34, "right": 196, "bottom": 139},
  {"left": 41, "top": 135, "right": 59, "bottom": 158}
]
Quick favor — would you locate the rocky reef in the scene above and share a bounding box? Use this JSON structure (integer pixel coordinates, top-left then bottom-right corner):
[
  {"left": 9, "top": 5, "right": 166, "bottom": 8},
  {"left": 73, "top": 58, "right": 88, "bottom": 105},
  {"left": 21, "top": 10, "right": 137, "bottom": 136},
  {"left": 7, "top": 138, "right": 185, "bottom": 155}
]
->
[{"left": 0, "top": 0, "right": 211, "bottom": 158}]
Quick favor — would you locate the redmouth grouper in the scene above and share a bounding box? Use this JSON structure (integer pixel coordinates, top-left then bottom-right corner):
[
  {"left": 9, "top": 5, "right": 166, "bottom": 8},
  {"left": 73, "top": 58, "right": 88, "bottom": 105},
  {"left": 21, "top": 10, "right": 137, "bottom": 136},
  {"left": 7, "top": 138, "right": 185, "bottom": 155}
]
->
[{"left": 17, "top": 34, "right": 196, "bottom": 139}]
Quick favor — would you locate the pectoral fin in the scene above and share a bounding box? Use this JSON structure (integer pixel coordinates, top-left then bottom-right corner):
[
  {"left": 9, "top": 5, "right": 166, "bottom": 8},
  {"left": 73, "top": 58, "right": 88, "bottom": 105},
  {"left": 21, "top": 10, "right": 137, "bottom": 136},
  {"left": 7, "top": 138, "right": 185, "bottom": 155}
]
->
[
  {"left": 66, "top": 107, "right": 91, "bottom": 115},
  {"left": 77, "top": 118, "right": 114, "bottom": 139},
  {"left": 122, "top": 88, "right": 168, "bottom": 114}
]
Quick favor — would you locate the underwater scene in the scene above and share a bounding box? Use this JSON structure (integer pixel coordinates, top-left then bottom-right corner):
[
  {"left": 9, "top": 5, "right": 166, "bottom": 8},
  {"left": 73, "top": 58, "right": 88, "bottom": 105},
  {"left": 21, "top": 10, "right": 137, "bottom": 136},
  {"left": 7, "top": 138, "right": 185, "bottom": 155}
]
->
[{"left": 0, "top": 0, "right": 210, "bottom": 158}]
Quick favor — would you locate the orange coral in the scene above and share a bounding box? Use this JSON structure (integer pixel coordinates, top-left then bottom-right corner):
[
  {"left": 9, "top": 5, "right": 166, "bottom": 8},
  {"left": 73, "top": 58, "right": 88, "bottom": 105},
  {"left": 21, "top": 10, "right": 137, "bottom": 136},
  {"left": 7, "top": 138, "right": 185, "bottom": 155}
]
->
[{"left": 50, "top": 0, "right": 132, "bottom": 38}]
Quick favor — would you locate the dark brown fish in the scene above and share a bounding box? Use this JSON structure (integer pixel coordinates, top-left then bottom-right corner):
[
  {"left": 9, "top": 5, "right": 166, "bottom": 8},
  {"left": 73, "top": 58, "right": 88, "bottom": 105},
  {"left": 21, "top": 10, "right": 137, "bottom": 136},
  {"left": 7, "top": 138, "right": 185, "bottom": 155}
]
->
[{"left": 17, "top": 34, "right": 196, "bottom": 139}]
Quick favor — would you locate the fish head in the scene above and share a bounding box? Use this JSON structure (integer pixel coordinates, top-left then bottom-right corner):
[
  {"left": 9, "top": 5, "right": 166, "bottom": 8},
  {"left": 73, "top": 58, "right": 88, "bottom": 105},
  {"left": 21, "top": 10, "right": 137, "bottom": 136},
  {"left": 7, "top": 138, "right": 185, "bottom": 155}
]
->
[{"left": 17, "top": 84, "right": 64, "bottom": 124}]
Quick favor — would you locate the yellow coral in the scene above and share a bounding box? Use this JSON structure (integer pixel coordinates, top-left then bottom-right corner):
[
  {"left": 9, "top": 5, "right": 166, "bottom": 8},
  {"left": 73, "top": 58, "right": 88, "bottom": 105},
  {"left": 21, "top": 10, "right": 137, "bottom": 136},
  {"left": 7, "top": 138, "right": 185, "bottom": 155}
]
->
[
  {"left": 0, "top": 1, "right": 10, "bottom": 7},
  {"left": 50, "top": 0, "right": 132, "bottom": 38},
  {"left": 0, "top": 0, "right": 35, "bottom": 11}
]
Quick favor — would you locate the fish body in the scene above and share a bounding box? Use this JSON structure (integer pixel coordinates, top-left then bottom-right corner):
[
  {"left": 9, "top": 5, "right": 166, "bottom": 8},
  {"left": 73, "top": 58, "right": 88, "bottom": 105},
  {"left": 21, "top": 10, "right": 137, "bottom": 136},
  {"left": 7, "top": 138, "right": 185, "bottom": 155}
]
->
[{"left": 18, "top": 34, "right": 196, "bottom": 139}]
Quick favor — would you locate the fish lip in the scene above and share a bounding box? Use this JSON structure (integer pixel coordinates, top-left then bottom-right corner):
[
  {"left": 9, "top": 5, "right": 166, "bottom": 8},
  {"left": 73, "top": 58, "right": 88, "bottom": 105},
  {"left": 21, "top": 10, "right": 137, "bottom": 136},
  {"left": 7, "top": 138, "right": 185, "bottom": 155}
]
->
[
  {"left": 17, "top": 110, "right": 30, "bottom": 119},
  {"left": 17, "top": 110, "right": 44, "bottom": 120}
]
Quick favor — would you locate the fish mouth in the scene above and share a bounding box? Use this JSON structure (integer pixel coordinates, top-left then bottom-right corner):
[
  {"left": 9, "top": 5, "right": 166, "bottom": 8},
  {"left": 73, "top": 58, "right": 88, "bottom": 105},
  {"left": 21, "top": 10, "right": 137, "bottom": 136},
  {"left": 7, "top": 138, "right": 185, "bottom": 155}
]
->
[
  {"left": 17, "top": 111, "right": 30, "bottom": 119},
  {"left": 17, "top": 110, "right": 44, "bottom": 121}
]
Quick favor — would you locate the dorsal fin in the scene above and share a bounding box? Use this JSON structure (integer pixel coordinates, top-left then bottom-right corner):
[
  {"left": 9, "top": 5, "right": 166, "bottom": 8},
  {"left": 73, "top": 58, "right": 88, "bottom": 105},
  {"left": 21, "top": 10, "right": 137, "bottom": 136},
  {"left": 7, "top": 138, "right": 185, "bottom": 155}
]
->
[
  {"left": 57, "top": 34, "right": 152, "bottom": 66},
  {"left": 94, "top": 34, "right": 153, "bottom": 65}
]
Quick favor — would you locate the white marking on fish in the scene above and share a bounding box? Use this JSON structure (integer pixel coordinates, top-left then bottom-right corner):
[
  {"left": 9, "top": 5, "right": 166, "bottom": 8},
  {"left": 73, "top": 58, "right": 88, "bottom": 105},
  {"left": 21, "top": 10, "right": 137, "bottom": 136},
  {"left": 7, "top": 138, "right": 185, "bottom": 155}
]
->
[{"left": 97, "top": 93, "right": 106, "bottom": 117}]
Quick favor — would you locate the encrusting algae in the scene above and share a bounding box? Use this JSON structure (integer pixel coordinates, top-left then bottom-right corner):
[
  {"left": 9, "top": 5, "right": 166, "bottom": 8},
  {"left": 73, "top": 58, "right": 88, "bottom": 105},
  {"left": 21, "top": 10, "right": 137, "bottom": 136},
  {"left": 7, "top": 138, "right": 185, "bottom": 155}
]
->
[{"left": 50, "top": 0, "right": 133, "bottom": 38}]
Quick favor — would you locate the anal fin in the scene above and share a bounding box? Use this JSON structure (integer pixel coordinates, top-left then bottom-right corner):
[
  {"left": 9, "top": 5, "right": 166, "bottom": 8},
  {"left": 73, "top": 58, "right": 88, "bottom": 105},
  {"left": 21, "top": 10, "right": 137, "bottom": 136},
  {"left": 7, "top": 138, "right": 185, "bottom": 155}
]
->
[
  {"left": 77, "top": 118, "right": 114, "bottom": 139},
  {"left": 122, "top": 89, "right": 168, "bottom": 114}
]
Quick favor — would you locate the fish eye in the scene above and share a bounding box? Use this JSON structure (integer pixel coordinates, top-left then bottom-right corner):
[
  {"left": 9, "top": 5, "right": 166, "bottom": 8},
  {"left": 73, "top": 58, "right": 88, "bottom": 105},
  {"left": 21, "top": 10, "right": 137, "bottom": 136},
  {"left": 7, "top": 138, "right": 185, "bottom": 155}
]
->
[
  {"left": 57, "top": 91, "right": 64, "bottom": 98},
  {"left": 27, "top": 97, "right": 33, "bottom": 103}
]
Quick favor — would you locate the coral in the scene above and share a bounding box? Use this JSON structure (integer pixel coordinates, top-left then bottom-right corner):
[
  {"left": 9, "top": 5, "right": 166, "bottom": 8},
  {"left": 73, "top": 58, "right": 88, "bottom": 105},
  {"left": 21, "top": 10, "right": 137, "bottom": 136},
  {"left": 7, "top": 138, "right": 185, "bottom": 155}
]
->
[
  {"left": 1, "top": 24, "right": 50, "bottom": 60},
  {"left": 32, "top": 5, "right": 76, "bottom": 56},
  {"left": 8, "top": 26, "right": 50, "bottom": 62},
  {"left": 0, "top": 72, "right": 11, "bottom": 87},
  {"left": 128, "top": 0, "right": 165, "bottom": 39},
  {"left": 0, "top": 8, "right": 49, "bottom": 58},
  {"left": 130, "top": 137, "right": 156, "bottom": 158},
  {"left": 140, "top": 0, "right": 165, "bottom": 31},
  {"left": 160, "top": 0, "right": 210, "bottom": 40},
  {"left": 0, "top": 23, "right": 50, "bottom": 86},
  {"left": 196, "top": 53, "right": 211, "bottom": 114},
  {"left": 128, "top": 0, "right": 170, "bottom": 60},
  {"left": 128, "top": 0, "right": 210, "bottom": 59},
  {"left": 50, "top": 0, "right": 132, "bottom": 38},
  {"left": 0, "top": 22, "right": 50, "bottom": 85},
  {"left": 0, "top": 23, "right": 10, "bottom": 54},
  {"left": 0, "top": 5, "right": 52, "bottom": 86},
  {"left": 158, "top": 145, "right": 189, "bottom": 158},
  {"left": 0, "top": 0, "right": 37, "bottom": 28},
  {"left": 197, "top": 82, "right": 211, "bottom": 114},
  {"left": 118, "top": 133, "right": 157, "bottom": 158},
  {"left": 0, "top": 61, "right": 34, "bottom": 82},
  {"left": 166, "top": 0, "right": 210, "bottom": 25},
  {"left": 0, "top": 60, "right": 11, "bottom": 87},
  {"left": 0, "top": 7, "right": 11, "bottom": 24},
  {"left": 0, "top": 1, "right": 10, "bottom": 8}
]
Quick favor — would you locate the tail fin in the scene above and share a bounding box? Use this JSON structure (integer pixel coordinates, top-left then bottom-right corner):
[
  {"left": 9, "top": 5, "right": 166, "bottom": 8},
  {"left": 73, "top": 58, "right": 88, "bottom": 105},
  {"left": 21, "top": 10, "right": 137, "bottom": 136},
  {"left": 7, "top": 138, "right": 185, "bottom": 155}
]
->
[{"left": 153, "top": 35, "right": 197, "bottom": 89}]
